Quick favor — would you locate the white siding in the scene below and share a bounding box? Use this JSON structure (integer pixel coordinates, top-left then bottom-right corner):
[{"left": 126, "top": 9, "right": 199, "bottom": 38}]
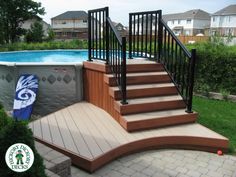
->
[
  {"left": 211, "top": 15, "right": 236, "bottom": 28},
  {"left": 193, "top": 19, "right": 210, "bottom": 29},
  {"left": 52, "top": 19, "right": 88, "bottom": 29}
]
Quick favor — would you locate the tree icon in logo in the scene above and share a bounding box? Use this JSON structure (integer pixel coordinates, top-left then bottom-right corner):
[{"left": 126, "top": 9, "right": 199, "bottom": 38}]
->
[{"left": 15, "top": 150, "right": 24, "bottom": 165}]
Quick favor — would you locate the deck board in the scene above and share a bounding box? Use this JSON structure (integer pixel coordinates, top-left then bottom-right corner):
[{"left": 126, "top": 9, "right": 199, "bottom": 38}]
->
[
  {"left": 30, "top": 102, "right": 229, "bottom": 172},
  {"left": 47, "top": 114, "right": 65, "bottom": 148},
  {"left": 54, "top": 111, "right": 78, "bottom": 153},
  {"left": 68, "top": 105, "right": 104, "bottom": 158}
]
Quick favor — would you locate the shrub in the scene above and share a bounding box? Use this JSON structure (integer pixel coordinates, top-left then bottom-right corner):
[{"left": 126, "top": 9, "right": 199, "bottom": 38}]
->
[
  {"left": 0, "top": 109, "right": 13, "bottom": 130},
  {"left": 187, "top": 42, "right": 236, "bottom": 95},
  {"left": 0, "top": 121, "right": 46, "bottom": 177}
]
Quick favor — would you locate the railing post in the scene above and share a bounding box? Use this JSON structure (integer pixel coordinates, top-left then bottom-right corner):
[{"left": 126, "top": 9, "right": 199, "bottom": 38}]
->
[
  {"left": 158, "top": 10, "right": 163, "bottom": 62},
  {"left": 105, "top": 7, "right": 109, "bottom": 64},
  {"left": 121, "top": 37, "right": 128, "bottom": 105},
  {"left": 128, "top": 14, "right": 132, "bottom": 59},
  {"left": 186, "top": 49, "right": 196, "bottom": 113},
  {"left": 88, "top": 11, "right": 92, "bottom": 61}
]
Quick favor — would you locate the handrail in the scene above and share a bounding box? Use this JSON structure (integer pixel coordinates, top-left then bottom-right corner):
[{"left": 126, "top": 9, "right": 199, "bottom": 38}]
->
[
  {"left": 128, "top": 10, "right": 196, "bottom": 113},
  {"left": 160, "top": 19, "right": 191, "bottom": 58},
  {"left": 88, "top": 7, "right": 127, "bottom": 104},
  {"left": 106, "top": 17, "right": 127, "bottom": 104},
  {"left": 107, "top": 17, "right": 122, "bottom": 44},
  {"left": 88, "top": 7, "right": 109, "bottom": 62}
]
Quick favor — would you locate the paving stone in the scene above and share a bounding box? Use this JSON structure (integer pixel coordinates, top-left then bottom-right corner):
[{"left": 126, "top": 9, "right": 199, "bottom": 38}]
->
[
  {"left": 118, "top": 166, "right": 136, "bottom": 176},
  {"left": 141, "top": 166, "right": 156, "bottom": 176},
  {"left": 197, "top": 166, "right": 209, "bottom": 174},
  {"left": 186, "top": 170, "right": 202, "bottom": 177},
  {"left": 129, "top": 163, "right": 147, "bottom": 171},
  {"left": 131, "top": 172, "right": 148, "bottom": 177},
  {"left": 175, "top": 166, "right": 188, "bottom": 173},
  {"left": 207, "top": 170, "right": 225, "bottom": 177},
  {"left": 104, "top": 170, "right": 124, "bottom": 177},
  {"left": 216, "top": 167, "right": 234, "bottom": 176}
]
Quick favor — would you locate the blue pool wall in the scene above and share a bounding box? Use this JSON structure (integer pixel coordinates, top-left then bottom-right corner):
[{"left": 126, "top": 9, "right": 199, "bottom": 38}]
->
[{"left": 0, "top": 63, "right": 83, "bottom": 116}]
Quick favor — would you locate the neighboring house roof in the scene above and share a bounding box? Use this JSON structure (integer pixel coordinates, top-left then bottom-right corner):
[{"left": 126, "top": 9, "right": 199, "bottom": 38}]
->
[
  {"left": 52, "top": 11, "right": 88, "bottom": 20},
  {"left": 212, "top": 4, "right": 236, "bottom": 16},
  {"left": 163, "top": 9, "right": 210, "bottom": 21}
]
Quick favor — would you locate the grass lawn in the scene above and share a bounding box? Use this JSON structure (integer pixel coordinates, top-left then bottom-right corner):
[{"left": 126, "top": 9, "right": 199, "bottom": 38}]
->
[{"left": 193, "top": 96, "right": 236, "bottom": 153}]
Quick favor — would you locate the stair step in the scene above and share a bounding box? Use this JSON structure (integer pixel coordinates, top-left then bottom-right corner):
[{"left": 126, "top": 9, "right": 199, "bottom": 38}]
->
[
  {"left": 109, "top": 83, "right": 178, "bottom": 99},
  {"left": 122, "top": 109, "right": 198, "bottom": 131},
  {"left": 114, "top": 95, "right": 186, "bottom": 115},
  {"left": 126, "top": 63, "right": 164, "bottom": 73},
  {"left": 104, "top": 72, "right": 171, "bottom": 86}
]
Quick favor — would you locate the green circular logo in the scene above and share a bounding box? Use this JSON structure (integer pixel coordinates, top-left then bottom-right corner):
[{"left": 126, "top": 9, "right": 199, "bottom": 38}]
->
[{"left": 5, "top": 143, "right": 34, "bottom": 172}]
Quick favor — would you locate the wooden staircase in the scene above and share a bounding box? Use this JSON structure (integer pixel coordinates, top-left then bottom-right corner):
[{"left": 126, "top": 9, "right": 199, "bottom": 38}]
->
[{"left": 104, "top": 62, "right": 198, "bottom": 132}]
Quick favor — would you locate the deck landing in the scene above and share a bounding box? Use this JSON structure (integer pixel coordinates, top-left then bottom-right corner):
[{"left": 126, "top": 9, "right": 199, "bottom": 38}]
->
[{"left": 29, "top": 102, "right": 228, "bottom": 172}]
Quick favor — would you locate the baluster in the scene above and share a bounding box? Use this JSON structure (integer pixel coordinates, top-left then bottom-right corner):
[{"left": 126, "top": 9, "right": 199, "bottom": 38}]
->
[
  {"left": 133, "top": 15, "right": 136, "bottom": 56},
  {"left": 88, "top": 11, "right": 92, "bottom": 61},
  {"left": 149, "top": 14, "right": 153, "bottom": 58},
  {"left": 167, "top": 31, "right": 170, "bottom": 70},
  {"left": 154, "top": 13, "right": 157, "bottom": 59},
  {"left": 137, "top": 15, "right": 140, "bottom": 57},
  {"left": 92, "top": 13, "right": 94, "bottom": 58},
  {"left": 129, "top": 14, "right": 132, "bottom": 59},
  {"left": 99, "top": 11, "right": 101, "bottom": 59},
  {"left": 103, "top": 11, "right": 105, "bottom": 60},
  {"left": 145, "top": 13, "right": 148, "bottom": 58},
  {"left": 182, "top": 55, "right": 186, "bottom": 98},
  {"left": 141, "top": 14, "right": 144, "bottom": 57},
  {"left": 170, "top": 38, "right": 174, "bottom": 74},
  {"left": 174, "top": 43, "right": 178, "bottom": 81},
  {"left": 96, "top": 12, "right": 98, "bottom": 58},
  {"left": 163, "top": 28, "right": 167, "bottom": 65}
]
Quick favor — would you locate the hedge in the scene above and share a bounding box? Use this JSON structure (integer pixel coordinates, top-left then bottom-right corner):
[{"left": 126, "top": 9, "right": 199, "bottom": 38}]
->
[
  {"left": 0, "top": 105, "right": 46, "bottom": 177},
  {"left": 187, "top": 42, "right": 236, "bottom": 95}
]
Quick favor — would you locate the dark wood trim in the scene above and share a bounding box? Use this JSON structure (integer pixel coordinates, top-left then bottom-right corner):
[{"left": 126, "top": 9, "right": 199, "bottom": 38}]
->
[
  {"left": 125, "top": 113, "right": 198, "bottom": 132},
  {"left": 34, "top": 135, "right": 228, "bottom": 173},
  {"left": 83, "top": 61, "right": 111, "bottom": 73}
]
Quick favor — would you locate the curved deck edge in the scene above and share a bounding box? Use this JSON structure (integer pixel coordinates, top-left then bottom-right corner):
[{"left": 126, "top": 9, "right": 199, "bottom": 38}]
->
[{"left": 34, "top": 135, "right": 228, "bottom": 173}]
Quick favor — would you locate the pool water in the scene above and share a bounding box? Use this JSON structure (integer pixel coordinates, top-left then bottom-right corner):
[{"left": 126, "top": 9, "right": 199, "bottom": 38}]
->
[{"left": 0, "top": 50, "right": 88, "bottom": 63}]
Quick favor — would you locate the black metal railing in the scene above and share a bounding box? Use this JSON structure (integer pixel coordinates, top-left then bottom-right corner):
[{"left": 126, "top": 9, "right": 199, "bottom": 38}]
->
[
  {"left": 107, "top": 17, "right": 127, "bottom": 104},
  {"left": 129, "top": 10, "right": 196, "bottom": 113},
  {"left": 160, "top": 19, "right": 196, "bottom": 112},
  {"left": 129, "top": 10, "right": 162, "bottom": 59},
  {"left": 88, "top": 7, "right": 109, "bottom": 62},
  {"left": 88, "top": 7, "right": 127, "bottom": 104}
]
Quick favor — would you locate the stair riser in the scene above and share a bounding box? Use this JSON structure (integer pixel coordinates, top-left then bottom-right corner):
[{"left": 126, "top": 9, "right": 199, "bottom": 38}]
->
[
  {"left": 105, "top": 75, "right": 171, "bottom": 86},
  {"left": 125, "top": 113, "right": 198, "bottom": 132},
  {"left": 126, "top": 64, "right": 164, "bottom": 73},
  {"left": 115, "top": 100, "right": 186, "bottom": 115},
  {"left": 110, "top": 87, "right": 178, "bottom": 100}
]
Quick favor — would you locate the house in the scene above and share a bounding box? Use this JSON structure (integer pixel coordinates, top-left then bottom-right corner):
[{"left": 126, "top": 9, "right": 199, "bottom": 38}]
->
[
  {"left": 51, "top": 11, "right": 88, "bottom": 40},
  {"left": 210, "top": 4, "right": 236, "bottom": 36},
  {"left": 163, "top": 9, "right": 210, "bottom": 36},
  {"left": 112, "top": 22, "right": 128, "bottom": 37},
  {"left": 22, "top": 19, "right": 50, "bottom": 36}
]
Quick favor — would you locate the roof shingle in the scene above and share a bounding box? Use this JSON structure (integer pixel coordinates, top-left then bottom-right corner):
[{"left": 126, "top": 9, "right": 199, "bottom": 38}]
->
[{"left": 52, "top": 11, "right": 88, "bottom": 20}]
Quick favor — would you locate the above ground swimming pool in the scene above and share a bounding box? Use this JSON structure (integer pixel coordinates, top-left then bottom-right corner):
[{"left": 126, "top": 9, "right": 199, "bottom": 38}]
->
[{"left": 0, "top": 50, "right": 88, "bottom": 63}]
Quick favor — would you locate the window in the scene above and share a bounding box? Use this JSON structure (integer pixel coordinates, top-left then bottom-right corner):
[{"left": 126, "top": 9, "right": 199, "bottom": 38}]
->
[
  {"left": 83, "top": 20, "right": 87, "bottom": 23},
  {"left": 186, "top": 19, "right": 191, "bottom": 24},
  {"left": 117, "top": 26, "right": 122, "bottom": 31},
  {"left": 62, "top": 21, "right": 66, "bottom": 24},
  {"left": 178, "top": 20, "right": 181, "bottom": 24},
  {"left": 172, "top": 20, "right": 174, "bottom": 25},
  {"left": 213, "top": 17, "right": 216, "bottom": 22}
]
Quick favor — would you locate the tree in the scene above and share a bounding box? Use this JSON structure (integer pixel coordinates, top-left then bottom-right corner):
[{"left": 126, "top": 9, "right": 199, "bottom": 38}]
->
[
  {"left": 0, "top": 0, "right": 45, "bottom": 44},
  {"left": 46, "top": 29, "right": 55, "bottom": 41},
  {"left": 25, "top": 21, "right": 44, "bottom": 43}
]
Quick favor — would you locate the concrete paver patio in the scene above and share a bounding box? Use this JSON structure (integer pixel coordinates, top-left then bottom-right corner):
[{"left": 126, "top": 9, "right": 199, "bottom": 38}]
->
[{"left": 71, "top": 149, "right": 236, "bottom": 177}]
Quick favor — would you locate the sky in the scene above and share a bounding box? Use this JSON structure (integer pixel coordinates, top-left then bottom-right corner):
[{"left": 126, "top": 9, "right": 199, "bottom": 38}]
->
[{"left": 35, "top": 0, "right": 235, "bottom": 25}]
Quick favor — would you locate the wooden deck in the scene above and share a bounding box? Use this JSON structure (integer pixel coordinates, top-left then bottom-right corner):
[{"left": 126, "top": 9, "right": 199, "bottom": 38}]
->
[{"left": 29, "top": 102, "right": 229, "bottom": 172}]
